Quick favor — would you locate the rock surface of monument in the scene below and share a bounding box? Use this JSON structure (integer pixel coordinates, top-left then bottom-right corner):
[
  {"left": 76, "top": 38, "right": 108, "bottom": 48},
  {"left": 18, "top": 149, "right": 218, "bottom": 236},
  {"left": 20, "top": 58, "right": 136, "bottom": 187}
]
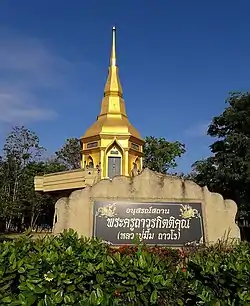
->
[{"left": 53, "top": 169, "right": 240, "bottom": 245}]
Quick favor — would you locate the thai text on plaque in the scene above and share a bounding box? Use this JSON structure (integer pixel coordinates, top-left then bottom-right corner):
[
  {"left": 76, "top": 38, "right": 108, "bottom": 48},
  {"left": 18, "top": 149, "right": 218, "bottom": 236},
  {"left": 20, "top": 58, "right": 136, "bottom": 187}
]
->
[{"left": 93, "top": 202, "right": 204, "bottom": 246}]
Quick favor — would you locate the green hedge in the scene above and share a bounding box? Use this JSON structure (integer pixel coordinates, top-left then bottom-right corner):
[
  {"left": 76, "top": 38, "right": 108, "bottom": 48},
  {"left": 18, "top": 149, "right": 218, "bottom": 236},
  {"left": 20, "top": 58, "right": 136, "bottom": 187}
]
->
[{"left": 0, "top": 229, "right": 249, "bottom": 305}]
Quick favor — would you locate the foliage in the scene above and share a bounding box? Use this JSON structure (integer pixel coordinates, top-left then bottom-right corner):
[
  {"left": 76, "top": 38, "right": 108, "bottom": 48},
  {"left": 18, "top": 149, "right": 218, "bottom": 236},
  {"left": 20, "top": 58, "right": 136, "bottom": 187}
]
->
[
  {"left": 0, "top": 230, "right": 249, "bottom": 305},
  {"left": 0, "top": 230, "right": 184, "bottom": 305},
  {"left": 55, "top": 138, "right": 81, "bottom": 170},
  {"left": 108, "top": 244, "right": 182, "bottom": 267},
  {"left": 192, "top": 92, "right": 250, "bottom": 213},
  {"left": 186, "top": 242, "right": 250, "bottom": 305},
  {"left": 143, "top": 136, "right": 186, "bottom": 174},
  {"left": 0, "top": 127, "right": 65, "bottom": 233},
  {"left": 0, "top": 127, "right": 45, "bottom": 231}
]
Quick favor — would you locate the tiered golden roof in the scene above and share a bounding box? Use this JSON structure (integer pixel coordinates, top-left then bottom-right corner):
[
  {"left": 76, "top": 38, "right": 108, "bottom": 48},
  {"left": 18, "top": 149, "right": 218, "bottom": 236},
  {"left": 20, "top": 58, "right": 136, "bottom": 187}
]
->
[{"left": 82, "top": 27, "right": 143, "bottom": 141}]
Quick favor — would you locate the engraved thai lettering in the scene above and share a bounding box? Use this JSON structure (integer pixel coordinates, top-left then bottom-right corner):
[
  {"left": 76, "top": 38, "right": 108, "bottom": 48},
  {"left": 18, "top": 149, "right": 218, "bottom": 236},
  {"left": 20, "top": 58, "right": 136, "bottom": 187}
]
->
[
  {"left": 134, "top": 218, "right": 141, "bottom": 229},
  {"left": 107, "top": 218, "right": 115, "bottom": 227},
  {"left": 168, "top": 216, "right": 175, "bottom": 228},
  {"left": 114, "top": 218, "right": 120, "bottom": 228},
  {"left": 140, "top": 218, "right": 146, "bottom": 227},
  {"left": 126, "top": 233, "right": 134, "bottom": 240},
  {"left": 181, "top": 219, "right": 190, "bottom": 229},
  {"left": 107, "top": 216, "right": 190, "bottom": 231},
  {"left": 156, "top": 216, "right": 163, "bottom": 228},
  {"left": 158, "top": 232, "right": 164, "bottom": 240},
  {"left": 123, "top": 218, "right": 130, "bottom": 228},
  {"left": 161, "top": 218, "right": 168, "bottom": 228},
  {"left": 94, "top": 202, "right": 204, "bottom": 246},
  {"left": 129, "top": 218, "right": 141, "bottom": 231},
  {"left": 172, "top": 229, "right": 179, "bottom": 240},
  {"left": 150, "top": 218, "right": 156, "bottom": 228},
  {"left": 125, "top": 206, "right": 170, "bottom": 215},
  {"left": 120, "top": 232, "right": 126, "bottom": 239},
  {"left": 175, "top": 219, "right": 181, "bottom": 230},
  {"left": 129, "top": 218, "right": 135, "bottom": 231},
  {"left": 141, "top": 228, "right": 154, "bottom": 240},
  {"left": 147, "top": 229, "right": 154, "bottom": 239},
  {"left": 158, "top": 229, "right": 179, "bottom": 240},
  {"left": 119, "top": 218, "right": 124, "bottom": 228},
  {"left": 145, "top": 218, "right": 152, "bottom": 228},
  {"left": 117, "top": 232, "right": 135, "bottom": 240}
]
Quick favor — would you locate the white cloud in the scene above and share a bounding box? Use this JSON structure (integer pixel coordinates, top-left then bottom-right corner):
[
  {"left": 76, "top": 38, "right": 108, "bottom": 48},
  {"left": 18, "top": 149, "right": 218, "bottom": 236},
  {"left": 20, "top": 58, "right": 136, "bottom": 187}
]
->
[
  {"left": 0, "top": 28, "right": 74, "bottom": 124},
  {"left": 0, "top": 90, "right": 56, "bottom": 123},
  {"left": 184, "top": 122, "right": 209, "bottom": 137}
]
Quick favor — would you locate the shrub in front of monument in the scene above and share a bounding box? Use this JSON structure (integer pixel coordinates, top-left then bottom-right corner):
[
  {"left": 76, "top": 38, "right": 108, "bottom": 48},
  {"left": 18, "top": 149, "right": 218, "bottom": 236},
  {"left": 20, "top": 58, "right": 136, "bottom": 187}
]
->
[
  {"left": 184, "top": 241, "right": 250, "bottom": 305},
  {"left": 108, "top": 244, "right": 184, "bottom": 268},
  {"left": 0, "top": 230, "right": 109, "bottom": 305},
  {"left": 105, "top": 244, "right": 187, "bottom": 305},
  {"left": 0, "top": 230, "right": 186, "bottom": 305},
  {"left": 0, "top": 229, "right": 249, "bottom": 305}
]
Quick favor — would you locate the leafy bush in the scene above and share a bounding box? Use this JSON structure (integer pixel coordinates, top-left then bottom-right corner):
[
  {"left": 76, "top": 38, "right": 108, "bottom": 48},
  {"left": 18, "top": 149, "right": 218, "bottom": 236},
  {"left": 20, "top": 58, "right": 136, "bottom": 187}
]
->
[
  {"left": 185, "top": 242, "right": 250, "bottom": 305},
  {"left": 0, "top": 229, "right": 249, "bottom": 305}
]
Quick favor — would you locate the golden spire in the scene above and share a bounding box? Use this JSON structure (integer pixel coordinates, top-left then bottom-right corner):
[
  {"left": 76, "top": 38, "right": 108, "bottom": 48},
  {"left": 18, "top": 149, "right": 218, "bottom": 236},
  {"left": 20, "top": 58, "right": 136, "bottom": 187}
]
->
[
  {"left": 81, "top": 26, "right": 144, "bottom": 143},
  {"left": 103, "top": 26, "right": 123, "bottom": 98},
  {"left": 110, "top": 26, "right": 116, "bottom": 67}
]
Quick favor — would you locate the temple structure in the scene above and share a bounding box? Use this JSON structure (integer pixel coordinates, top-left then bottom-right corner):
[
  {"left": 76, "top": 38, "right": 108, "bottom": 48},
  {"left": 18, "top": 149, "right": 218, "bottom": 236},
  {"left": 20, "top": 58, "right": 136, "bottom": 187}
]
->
[
  {"left": 34, "top": 27, "right": 144, "bottom": 193},
  {"left": 80, "top": 27, "right": 144, "bottom": 179}
]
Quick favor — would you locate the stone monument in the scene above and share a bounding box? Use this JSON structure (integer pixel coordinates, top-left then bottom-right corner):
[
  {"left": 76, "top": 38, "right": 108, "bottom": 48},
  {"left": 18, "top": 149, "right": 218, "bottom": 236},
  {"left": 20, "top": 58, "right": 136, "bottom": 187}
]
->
[{"left": 35, "top": 27, "right": 240, "bottom": 246}]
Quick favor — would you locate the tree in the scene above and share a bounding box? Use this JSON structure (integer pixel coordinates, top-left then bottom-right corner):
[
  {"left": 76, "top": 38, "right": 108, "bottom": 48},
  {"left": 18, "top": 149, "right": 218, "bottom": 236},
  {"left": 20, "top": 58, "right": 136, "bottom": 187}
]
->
[
  {"left": 55, "top": 138, "right": 81, "bottom": 170},
  {"left": 0, "top": 126, "right": 45, "bottom": 231},
  {"left": 0, "top": 129, "right": 85, "bottom": 233},
  {"left": 21, "top": 160, "right": 67, "bottom": 231},
  {"left": 192, "top": 92, "right": 250, "bottom": 211},
  {"left": 143, "top": 136, "right": 186, "bottom": 174}
]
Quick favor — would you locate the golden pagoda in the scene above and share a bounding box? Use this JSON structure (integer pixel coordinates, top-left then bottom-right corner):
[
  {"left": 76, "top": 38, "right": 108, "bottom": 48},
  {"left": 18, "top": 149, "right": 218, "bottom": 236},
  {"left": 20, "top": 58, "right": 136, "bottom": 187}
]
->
[
  {"left": 34, "top": 27, "right": 144, "bottom": 193},
  {"left": 80, "top": 26, "right": 144, "bottom": 179}
]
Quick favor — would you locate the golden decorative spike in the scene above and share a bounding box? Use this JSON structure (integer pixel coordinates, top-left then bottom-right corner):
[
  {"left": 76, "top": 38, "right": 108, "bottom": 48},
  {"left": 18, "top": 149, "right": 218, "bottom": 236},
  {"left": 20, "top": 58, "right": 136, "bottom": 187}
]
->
[
  {"left": 103, "top": 26, "right": 123, "bottom": 99},
  {"left": 110, "top": 26, "right": 116, "bottom": 67}
]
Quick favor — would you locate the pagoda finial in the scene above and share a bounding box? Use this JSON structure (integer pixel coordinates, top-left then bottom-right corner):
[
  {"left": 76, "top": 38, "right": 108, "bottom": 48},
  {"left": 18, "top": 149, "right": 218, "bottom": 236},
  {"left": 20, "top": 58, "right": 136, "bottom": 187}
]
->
[
  {"left": 110, "top": 26, "right": 116, "bottom": 67},
  {"left": 103, "top": 26, "right": 123, "bottom": 98}
]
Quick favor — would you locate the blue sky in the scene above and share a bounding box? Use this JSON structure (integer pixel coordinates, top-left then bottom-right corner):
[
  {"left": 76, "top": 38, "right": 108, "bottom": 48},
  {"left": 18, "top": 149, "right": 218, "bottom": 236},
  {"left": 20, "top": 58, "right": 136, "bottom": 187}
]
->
[{"left": 0, "top": 1, "right": 249, "bottom": 173}]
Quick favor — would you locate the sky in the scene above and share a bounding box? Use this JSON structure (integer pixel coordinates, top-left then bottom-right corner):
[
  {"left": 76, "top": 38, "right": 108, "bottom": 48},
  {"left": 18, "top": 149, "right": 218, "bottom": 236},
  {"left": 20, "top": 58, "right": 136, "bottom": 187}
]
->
[{"left": 0, "top": 1, "right": 249, "bottom": 173}]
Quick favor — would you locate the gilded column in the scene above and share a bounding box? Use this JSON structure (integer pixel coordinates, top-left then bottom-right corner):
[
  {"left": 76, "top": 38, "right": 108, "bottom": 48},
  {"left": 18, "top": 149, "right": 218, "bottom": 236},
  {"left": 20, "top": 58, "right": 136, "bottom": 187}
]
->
[
  {"left": 100, "top": 149, "right": 105, "bottom": 178},
  {"left": 124, "top": 150, "right": 129, "bottom": 176}
]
